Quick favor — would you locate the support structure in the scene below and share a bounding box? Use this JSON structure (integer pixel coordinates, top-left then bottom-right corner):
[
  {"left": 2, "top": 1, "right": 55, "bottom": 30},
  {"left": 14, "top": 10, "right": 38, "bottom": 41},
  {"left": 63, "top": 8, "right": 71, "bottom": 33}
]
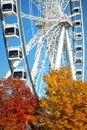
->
[
  {"left": 55, "top": 27, "right": 65, "bottom": 69},
  {"left": 66, "top": 29, "right": 76, "bottom": 80}
]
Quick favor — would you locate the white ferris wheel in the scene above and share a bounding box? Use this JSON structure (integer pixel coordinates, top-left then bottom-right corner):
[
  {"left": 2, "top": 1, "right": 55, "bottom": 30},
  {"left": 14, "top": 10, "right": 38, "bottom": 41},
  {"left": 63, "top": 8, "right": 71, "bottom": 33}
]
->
[{"left": 0, "top": 0, "right": 85, "bottom": 97}]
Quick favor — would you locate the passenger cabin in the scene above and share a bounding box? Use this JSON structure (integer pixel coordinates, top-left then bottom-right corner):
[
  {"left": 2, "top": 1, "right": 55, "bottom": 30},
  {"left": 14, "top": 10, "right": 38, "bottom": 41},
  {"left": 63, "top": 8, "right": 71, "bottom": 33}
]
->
[
  {"left": 73, "top": 20, "right": 81, "bottom": 28},
  {"left": 13, "top": 69, "right": 27, "bottom": 80},
  {"left": 8, "top": 47, "right": 22, "bottom": 60},
  {"left": 2, "top": 0, "right": 16, "bottom": 15},
  {"left": 75, "top": 58, "right": 83, "bottom": 64},
  {"left": 76, "top": 69, "right": 82, "bottom": 76},
  {"left": 74, "top": 45, "right": 83, "bottom": 53},
  {"left": 4, "top": 24, "right": 19, "bottom": 38},
  {"left": 74, "top": 33, "right": 82, "bottom": 41},
  {"left": 72, "top": 7, "right": 80, "bottom": 15}
]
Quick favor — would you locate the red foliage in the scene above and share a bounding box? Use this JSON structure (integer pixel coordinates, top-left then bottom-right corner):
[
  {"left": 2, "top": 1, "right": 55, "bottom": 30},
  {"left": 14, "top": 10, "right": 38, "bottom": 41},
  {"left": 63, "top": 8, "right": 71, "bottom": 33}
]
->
[{"left": 0, "top": 77, "right": 38, "bottom": 130}]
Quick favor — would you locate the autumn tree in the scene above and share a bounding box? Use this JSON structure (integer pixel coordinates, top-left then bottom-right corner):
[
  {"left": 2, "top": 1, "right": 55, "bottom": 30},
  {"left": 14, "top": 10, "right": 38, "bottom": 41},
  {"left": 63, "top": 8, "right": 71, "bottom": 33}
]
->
[
  {"left": 0, "top": 77, "right": 38, "bottom": 130},
  {"left": 38, "top": 68, "right": 87, "bottom": 130}
]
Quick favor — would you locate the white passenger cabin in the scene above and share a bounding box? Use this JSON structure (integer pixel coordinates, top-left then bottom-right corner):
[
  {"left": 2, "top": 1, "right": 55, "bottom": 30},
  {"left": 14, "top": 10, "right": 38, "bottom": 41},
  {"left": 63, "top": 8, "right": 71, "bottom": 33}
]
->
[
  {"left": 76, "top": 69, "right": 82, "bottom": 76},
  {"left": 12, "top": 68, "right": 27, "bottom": 80},
  {"left": 74, "top": 45, "right": 83, "bottom": 53},
  {"left": 8, "top": 47, "right": 22, "bottom": 60},
  {"left": 74, "top": 33, "right": 82, "bottom": 41},
  {"left": 73, "top": 20, "right": 81, "bottom": 28},
  {"left": 4, "top": 24, "right": 19, "bottom": 38},
  {"left": 2, "top": 0, "right": 16, "bottom": 15},
  {"left": 75, "top": 57, "right": 83, "bottom": 65},
  {"left": 72, "top": 7, "right": 80, "bottom": 15}
]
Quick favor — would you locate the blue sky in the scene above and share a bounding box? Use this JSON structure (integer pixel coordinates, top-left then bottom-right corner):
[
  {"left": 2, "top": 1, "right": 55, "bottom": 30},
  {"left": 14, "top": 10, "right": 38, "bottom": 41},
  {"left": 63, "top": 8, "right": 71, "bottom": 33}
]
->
[{"left": 0, "top": 0, "right": 87, "bottom": 82}]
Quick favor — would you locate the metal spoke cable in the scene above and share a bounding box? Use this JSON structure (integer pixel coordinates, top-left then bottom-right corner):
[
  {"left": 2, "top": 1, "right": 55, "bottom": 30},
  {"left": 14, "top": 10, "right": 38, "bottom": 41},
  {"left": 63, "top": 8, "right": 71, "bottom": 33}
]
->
[
  {"left": 26, "top": 30, "right": 45, "bottom": 54},
  {"left": 47, "top": 25, "right": 62, "bottom": 68},
  {"left": 35, "top": 50, "right": 48, "bottom": 95},
  {"left": 31, "top": 23, "right": 60, "bottom": 83},
  {"left": 29, "top": 0, "right": 35, "bottom": 37},
  {"left": 63, "top": 0, "right": 71, "bottom": 15},
  {"left": 31, "top": 0, "right": 44, "bottom": 15},
  {"left": 31, "top": 37, "right": 44, "bottom": 84}
]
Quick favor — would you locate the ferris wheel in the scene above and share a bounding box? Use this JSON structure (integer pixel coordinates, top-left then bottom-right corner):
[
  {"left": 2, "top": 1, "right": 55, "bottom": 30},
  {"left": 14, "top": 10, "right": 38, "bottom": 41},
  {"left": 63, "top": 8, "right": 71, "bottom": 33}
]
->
[{"left": 0, "top": 0, "right": 85, "bottom": 97}]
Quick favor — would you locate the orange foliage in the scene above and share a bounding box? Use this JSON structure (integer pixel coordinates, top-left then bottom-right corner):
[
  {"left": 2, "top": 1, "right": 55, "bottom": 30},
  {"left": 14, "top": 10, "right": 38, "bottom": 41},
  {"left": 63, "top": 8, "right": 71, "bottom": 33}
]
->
[
  {"left": 0, "top": 77, "right": 38, "bottom": 130},
  {"left": 38, "top": 68, "right": 87, "bottom": 130}
]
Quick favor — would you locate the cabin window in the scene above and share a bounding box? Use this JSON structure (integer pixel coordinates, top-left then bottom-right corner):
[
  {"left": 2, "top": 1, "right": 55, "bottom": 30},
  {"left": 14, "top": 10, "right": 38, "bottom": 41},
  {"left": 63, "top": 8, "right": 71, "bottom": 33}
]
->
[
  {"left": 2, "top": 4, "right": 12, "bottom": 11},
  {"left": 73, "top": 8, "right": 79, "bottom": 14},
  {"left": 76, "top": 59, "right": 82, "bottom": 64},
  {"left": 74, "top": 22, "right": 80, "bottom": 25},
  {"left": 76, "top": 47, "right": 82, "bottom": 51},
  {"left": 13, "top": 71, "right": 22, "bottom": 78},
  {"left": 76, "top": 71, "right": 82, "bottom": 75},
  {"left": 76, "top": 34, "right": 82, "bottom": 37},
  {"left": 9, "top": 50, "right": 18, "bottom": 58},
  {"left": 5, "top": 27, "right": 14, "bottom": 35}
]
